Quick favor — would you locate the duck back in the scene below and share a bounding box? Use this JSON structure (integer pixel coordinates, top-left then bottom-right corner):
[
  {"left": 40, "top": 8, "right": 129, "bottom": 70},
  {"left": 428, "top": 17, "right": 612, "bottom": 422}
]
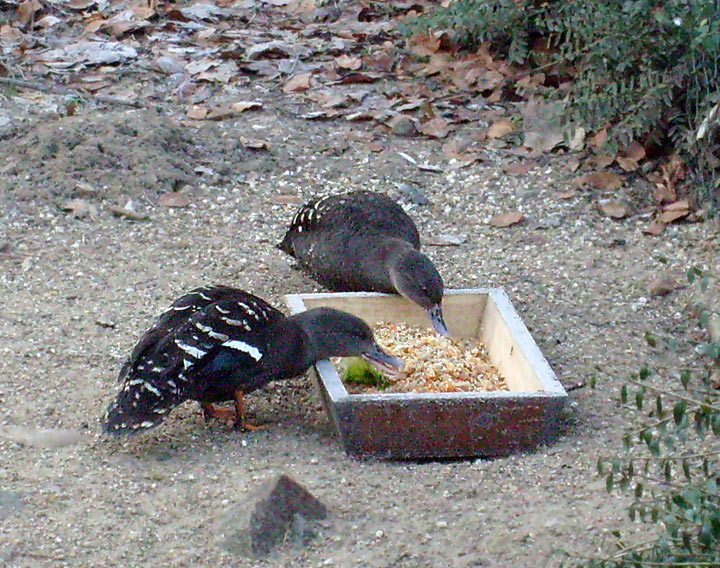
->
[
  {"left": 278, "top": 191, "right": 420, "bottom": 254},
  {"left": 278, "top": 191, "right": 422, "bottom": 292}
]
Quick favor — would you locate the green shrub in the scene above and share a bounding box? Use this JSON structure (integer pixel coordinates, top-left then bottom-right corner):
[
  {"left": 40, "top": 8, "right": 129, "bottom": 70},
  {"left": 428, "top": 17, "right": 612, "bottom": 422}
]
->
[
  {"left": 404, "top": 0, "right": 720, "bottom": 210},
  {"left": 569, "top": 267, "right": 720, "bottom": 567}
]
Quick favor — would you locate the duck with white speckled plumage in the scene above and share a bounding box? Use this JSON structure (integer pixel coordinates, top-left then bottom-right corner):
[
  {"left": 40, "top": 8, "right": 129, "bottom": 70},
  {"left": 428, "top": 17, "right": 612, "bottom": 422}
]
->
[
  {"left": 278, "top": 190, "right": 449, "bottom": 335},
  {"left": 103, "top": 285, "right": 402, "bottom": 434}
]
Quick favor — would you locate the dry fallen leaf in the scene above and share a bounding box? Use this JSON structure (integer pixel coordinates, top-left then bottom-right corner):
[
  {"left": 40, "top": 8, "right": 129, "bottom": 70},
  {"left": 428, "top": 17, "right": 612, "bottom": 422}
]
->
[
  {"left": 653, "top": 182, "right": 676, "bottom": 204},
  {"left": 590, "top": 128, "right": 608, "bottom": 147},
  {"left": 418, "top": 117, "right": 451, "bottom": 139},
  {"left": 643, "top": 219, "right": 666, "bottom": 235},
  {"left": 502, "top": 161, "right": 532, "bottom": 176},
  {"left": 487, "top": 118, "right": 514, "bottom": 139},
  {"left": 186, "top": 105, "right": 208, "bottom": 120},
  {"left": 593, "top": 154, "right": 615, "bottom": 169},
  {"left": 16, "top": 0, "right": 41, "bottom": 28},
  {"left": 232, "top": 101, "right": 263, "bottom": 113},
  {"left": 283, "top": 72, "right": 312, "bottom": 93},
  {"left": 658, "top": 199, "right": 691, "bottom": 224},
  {"left": 660, "top": 209, "right": 690, "bottom": 224},
  {"left": 664, "top": 198, "right": 690, "bottom": 212},
  {"left": 579, "top": 171, "right": 624, "bottom": 190},
  {"left": 62, "top": 199, "right": 98, "bottom": 219},
  {"left": 335, "top": 54, "right": 362, "bottom": 70},
  {"left": 616, "top": 157, "right": 639, "bottom": 172},
  {"left": 489, "top": 211, "right": 523, "bottom": 227},
  {"left": 407, "top": 33, "right": 441, "bottom": 57},
  {"left": 158, "top": 192, "right": 190, "bottom": 208},
  {"left": 335, "top": 72, "right": 381, "bottom": 85},
  {"left": 554, "top": 190, "right": 577, "bottom": 200},
  {"left": 597, "top": 199, "right": 628, "bottom": 219},
  {"left": 621, "top": 140, "right": 646, "bottom": 162}
]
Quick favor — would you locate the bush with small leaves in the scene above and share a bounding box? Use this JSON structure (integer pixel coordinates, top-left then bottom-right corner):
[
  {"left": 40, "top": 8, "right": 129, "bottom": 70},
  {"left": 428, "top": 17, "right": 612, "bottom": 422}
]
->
[
  {"left": 569, "top": 267, "right": 719, "bottom": 567},
  {"left": 404, "top": 0, "right": 719, "bottom": 210}
]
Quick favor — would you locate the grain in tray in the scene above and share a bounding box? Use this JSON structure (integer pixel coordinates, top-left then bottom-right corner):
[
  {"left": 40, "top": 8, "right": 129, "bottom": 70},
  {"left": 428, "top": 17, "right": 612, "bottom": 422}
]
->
[{"left": 344, "top": 322, "right": 508, "bottom": 394}]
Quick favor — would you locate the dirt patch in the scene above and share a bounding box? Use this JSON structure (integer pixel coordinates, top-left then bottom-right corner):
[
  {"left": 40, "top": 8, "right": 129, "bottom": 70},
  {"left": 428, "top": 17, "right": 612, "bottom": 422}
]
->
[
  {"left": 0, "top": 108, "right": 280, "bottom": 207},
  {"left": 1, "top": 5, "right": 718, "bottom": 568}
]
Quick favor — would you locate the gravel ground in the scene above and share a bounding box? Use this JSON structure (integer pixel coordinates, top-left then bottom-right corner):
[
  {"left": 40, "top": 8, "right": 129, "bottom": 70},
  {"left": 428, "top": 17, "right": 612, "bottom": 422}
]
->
[{"left": 1, "top": 83, "right": 718, "bottom": 568}]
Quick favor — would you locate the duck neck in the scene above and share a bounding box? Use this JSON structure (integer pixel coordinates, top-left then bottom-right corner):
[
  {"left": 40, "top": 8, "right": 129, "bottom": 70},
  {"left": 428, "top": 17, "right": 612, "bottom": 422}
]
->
[
  {"left": 286, "top": 311, "right": 327, "bottom": 364},
  {"left": 383, "top": 240, "right": 422, "bottom": 298},
  {"left": 264, "top": 317, "right": 315, "bottom": 377}
]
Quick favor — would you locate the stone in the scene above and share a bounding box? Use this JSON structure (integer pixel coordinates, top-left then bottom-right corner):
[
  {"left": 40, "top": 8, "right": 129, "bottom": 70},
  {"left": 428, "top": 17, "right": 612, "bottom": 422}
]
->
[
  {"left": 250, "top": 474, "right": 327, "bottom": 555},
  {"left": 217, "top": 474, "right": 327, "bottom": 557}
]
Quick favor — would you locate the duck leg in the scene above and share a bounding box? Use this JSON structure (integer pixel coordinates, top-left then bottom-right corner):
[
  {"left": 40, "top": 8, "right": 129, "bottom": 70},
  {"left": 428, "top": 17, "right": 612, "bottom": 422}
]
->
[
  {"left": 233, "top": 390, "right": 263, "bottom": 432},
  {"left": 201, "top": 402, "right": 236, "bottom": 424},
  {"left": 200, "top": 391, "right": 263, "bottom": 431}
]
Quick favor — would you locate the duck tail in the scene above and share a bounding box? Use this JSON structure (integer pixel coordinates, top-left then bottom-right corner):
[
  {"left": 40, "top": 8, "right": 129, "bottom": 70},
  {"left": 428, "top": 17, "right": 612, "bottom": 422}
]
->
[
  {"left": 103, "top": 371, "right": 185, "bottom": 435},
  {"left": 276, "top": 232, "right": 296, "bottom": 257}
]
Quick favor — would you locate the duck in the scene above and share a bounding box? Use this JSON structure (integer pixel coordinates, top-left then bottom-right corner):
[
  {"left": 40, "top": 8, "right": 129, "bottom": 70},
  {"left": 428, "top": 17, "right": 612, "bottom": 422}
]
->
[
  {"left": 104, "top": 285, "right": 402, "bottom": 434},
  {"left": 278, "top": 191, "right": 449, "bottom": 335}
]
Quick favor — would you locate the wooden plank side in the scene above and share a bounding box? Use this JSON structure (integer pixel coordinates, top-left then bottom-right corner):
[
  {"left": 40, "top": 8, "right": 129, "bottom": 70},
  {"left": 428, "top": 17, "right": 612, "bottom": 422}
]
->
[
  {"left": 290, "top": 291, "right": 429, "bottom": 329},
  {"left": 485, "top": 289, "right": 565, "bottom": 395},
  {"left": 286, "top": 290, "right": 567, "bottom": 459},
  {"left": 287, "top": 291, "right": 488, "bottom": 338},
  {"left": 479, "top": 296, "right": 543, "bottom": 392},
  {"left": 334, "top": 396, "right": 562, "bottom": 459}
]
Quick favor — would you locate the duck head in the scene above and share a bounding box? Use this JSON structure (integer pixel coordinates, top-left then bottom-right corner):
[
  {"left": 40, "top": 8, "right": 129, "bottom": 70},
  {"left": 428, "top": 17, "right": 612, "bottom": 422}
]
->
[
  {"left": 294, "top": 307, "right": 403, "bottom": 376},
  {"left": 388, "top": 249, "right": 449, "bottom": 336}
]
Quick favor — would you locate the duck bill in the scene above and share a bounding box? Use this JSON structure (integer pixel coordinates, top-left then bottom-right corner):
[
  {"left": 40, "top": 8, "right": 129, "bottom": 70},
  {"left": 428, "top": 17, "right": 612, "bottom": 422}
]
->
[
  {"left": 362, "top": 344, "right": 403, "bottom": 378},
  {"left": 427, "top": 304, "right": 449, "bottom": 336}
]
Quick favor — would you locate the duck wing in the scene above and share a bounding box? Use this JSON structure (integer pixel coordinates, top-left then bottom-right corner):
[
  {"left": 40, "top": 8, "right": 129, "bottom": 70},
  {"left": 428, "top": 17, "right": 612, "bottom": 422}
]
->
[
  {"left": 119, "top": 286, "right": 278, "bottom": 380},
  {"left": 105, "top": 287, "right": 283, "bottom": 434},
  {"left": 278, "top": 191, "right": 421, "bottom": 257}
]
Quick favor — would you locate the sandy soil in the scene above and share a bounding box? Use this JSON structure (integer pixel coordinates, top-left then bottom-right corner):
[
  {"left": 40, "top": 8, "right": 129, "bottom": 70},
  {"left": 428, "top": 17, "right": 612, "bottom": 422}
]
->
[{"left": 1, "top": 41, "right": 719, "bottom": 568}]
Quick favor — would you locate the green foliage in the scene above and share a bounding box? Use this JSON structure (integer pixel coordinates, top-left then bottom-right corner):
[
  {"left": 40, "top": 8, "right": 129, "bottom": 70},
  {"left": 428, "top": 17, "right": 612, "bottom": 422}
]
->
[
  {"left": 573, "top": 268, "right": 720, "bottom": 567},
  {"left": 404, "top": 0, "right": 720, "bottom": 209},
  {"left": 339, "top": 357, "right": 390, "bottom": 389}
]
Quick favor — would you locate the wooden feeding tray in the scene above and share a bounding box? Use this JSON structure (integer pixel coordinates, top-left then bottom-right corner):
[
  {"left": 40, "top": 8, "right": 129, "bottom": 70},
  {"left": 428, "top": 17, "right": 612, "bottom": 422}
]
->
[{"left": 285, "top": 289, "right": 567, "bottom": 459}]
